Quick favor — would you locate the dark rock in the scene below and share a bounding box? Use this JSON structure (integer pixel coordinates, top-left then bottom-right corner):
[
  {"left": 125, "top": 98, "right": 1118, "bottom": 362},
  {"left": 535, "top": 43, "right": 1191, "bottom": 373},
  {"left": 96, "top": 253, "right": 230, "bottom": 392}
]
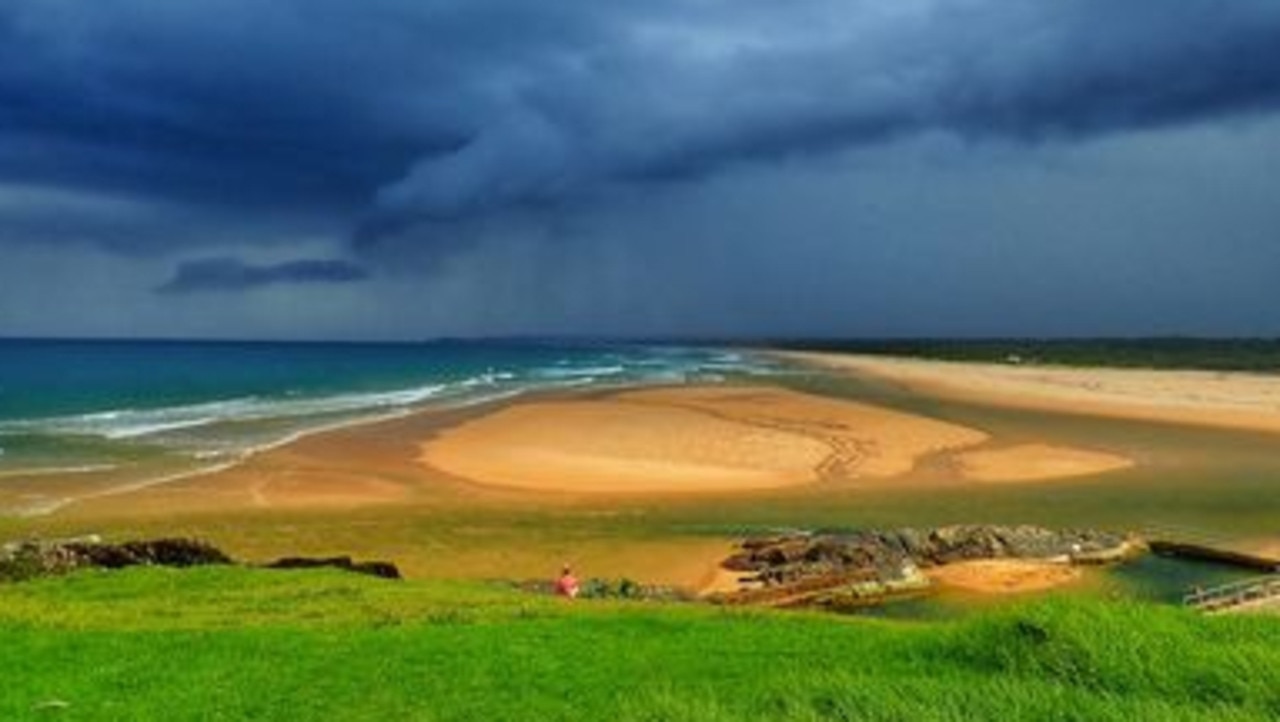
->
[
  {"left": 64, "top": 538, "right": 232, "bottom": 568},
  {"left": 720, "top": 553, "right": 759, "bottom": 573},
  {"left": 1, "top": 536, "right": 230, "bottom": 581},
  {"left": 2, "top": 536, "right": 403, "bottom": 583},
  {"left": 349, "top": 561, "right": 402, "bottom": 580},
  {"left": 263, "top": 556, "right": 401, "bottom": 579}
]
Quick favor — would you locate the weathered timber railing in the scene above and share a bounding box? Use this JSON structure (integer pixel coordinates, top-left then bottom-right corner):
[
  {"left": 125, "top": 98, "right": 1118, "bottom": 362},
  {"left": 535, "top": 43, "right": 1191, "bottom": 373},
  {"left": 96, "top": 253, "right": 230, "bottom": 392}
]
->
[{"left": 1184, "top": 575, "right": 1280, "bottom": 612}]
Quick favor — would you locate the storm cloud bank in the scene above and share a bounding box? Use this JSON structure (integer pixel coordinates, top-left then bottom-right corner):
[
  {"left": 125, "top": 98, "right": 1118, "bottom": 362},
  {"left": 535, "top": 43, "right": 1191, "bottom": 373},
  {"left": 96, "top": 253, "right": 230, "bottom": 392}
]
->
[
  {"left": 156, "top": 258, "right": 369, "bottom": 294},
  {"left": 2, "top": 1, "right": 1279, "bottom": 337}
]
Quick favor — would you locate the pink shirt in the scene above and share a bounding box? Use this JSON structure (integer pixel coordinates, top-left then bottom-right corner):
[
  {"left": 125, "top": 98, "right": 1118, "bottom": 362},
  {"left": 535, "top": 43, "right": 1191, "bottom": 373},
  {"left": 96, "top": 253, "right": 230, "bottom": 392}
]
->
[{"left": 555, "top": 574, "right": 580, "bottom": 598}]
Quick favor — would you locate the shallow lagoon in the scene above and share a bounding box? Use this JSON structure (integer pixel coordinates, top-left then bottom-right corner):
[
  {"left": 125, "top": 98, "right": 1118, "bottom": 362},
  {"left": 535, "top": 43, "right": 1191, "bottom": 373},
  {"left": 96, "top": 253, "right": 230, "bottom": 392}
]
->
[
  {"left": 747, "top": 367, "right": 1280, "bottom": 541},
  {"left": 744, "top": 365, "right": 1279, "bottom": 613}
]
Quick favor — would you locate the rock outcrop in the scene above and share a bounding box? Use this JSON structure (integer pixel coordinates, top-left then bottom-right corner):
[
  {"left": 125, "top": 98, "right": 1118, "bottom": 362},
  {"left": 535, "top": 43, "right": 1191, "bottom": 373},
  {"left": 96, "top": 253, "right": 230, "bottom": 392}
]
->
[
  {"left": 0, "top": 537, "right": 230, "bottom": 581},
  {"left": 716, "top": 525, "right": 1141, "bottom": 609},
  {"left": 264, "top": 556, "right": 401, "bottom": 579},
  {"left": 1, "top": 536, "right": 401, "bottom": 582}
]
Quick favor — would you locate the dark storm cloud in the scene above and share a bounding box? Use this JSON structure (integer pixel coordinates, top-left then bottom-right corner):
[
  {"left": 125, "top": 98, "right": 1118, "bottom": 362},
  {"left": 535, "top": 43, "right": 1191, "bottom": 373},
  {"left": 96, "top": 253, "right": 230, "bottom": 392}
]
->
[
  {"left": 156, "top": 257, "right": 369, "bottom": 294},
  {"left": 2, "top": 0, "right": 1279, "bottom": 258}
]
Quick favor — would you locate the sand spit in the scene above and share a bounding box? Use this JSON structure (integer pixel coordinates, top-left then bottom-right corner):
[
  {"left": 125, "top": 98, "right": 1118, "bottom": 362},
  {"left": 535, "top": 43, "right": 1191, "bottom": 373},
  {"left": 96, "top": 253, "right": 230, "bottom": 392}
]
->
[
  {"left": 419, "top": 386, "right": 988, "bottom": 493},
  {"left": 779, "top": 351, "right": 1280, "bottom": 434}
]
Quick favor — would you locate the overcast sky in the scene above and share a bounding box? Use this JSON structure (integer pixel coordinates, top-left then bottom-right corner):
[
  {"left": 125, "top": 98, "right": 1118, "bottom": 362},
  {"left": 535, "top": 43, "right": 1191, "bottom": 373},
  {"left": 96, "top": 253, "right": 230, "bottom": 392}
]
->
[{"left": 2, "top": 0, "right": 1279, "bottom": 340}]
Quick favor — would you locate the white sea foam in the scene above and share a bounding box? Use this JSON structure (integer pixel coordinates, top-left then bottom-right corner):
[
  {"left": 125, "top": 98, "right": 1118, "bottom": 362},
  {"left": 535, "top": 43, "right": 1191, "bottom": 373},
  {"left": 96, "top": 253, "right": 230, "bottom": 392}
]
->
[
  {"left": 0, "top": 463, "right": 118, "bottom": 479},
  {"left": 534, "top": 365, "right": 626, "bottom": 379},
  {"left": 0, "top": 384, "right": 450, "bottom": 440}
]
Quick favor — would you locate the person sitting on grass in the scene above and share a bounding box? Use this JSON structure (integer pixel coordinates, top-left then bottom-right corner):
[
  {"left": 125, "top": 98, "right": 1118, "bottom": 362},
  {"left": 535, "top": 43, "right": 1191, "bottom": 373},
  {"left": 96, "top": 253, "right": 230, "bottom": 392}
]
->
[{"left": 555, "top": 563, "right": 580, "bottom": 599}]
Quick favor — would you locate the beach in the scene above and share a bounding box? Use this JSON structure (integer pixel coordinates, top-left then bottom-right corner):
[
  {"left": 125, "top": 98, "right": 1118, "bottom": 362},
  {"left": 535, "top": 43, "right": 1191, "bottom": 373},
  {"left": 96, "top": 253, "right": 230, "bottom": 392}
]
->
[
  {"left": 6, "top": 349, "right": 1280, "bottom": 598},
  {"left": 63, "top": 381, "right": 1144, "bottom": 517},
  {"left": 779, "top": 351, "right": 1280, "bottom": 435}
]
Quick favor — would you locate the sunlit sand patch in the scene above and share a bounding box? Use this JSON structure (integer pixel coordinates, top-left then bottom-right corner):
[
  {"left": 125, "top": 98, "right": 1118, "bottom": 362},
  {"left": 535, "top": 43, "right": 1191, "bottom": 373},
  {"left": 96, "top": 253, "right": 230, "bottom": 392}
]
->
[
  {"left": 955, "top": 443, "right": 1134, "bottom": 483},
  {"left": 1237, "top": 537, "right": 1280, "bottom": 560},
  {"left": 419, "top": 399, "right": 830, "bottom": 493},
  {"left": 927, "top": 559, "right": 1083, "bottom": 594},
  {"left": 616, "top": 386, "right": 989, "bottom": 479},
  {"left": 418, "top": 386, "right": 989, "bottom": 493}
]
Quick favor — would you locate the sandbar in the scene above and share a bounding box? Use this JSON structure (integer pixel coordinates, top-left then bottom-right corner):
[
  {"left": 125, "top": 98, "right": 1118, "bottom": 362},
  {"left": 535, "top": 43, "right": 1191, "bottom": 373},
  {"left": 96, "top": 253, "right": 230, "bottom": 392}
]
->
[{"left": 419, "top": 385, "right": 989, "bottom": 493}]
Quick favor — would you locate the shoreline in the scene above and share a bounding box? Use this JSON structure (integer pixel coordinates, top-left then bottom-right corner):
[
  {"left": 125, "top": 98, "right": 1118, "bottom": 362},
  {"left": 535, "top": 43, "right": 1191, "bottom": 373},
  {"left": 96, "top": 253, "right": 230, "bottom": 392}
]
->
[{"left": 0, "top": 384, "right": 580, "bottom": 519}]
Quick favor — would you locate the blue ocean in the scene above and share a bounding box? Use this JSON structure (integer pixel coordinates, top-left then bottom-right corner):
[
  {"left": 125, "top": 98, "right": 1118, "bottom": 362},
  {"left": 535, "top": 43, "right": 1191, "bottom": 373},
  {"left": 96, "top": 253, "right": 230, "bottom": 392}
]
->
[{"left": 0, "top": 339, "right": 777, "bottom": 514}]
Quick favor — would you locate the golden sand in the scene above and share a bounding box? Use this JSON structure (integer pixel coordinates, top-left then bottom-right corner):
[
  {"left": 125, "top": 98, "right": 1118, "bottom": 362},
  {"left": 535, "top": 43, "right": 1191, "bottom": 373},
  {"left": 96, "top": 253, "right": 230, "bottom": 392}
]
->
[
  {"left": 956, "top": 443, "right": 1134, "bottom": 483},
  {"left": 419, "top": 385, "right": 989, "bottom": 493},
  {"left": 1238, "top": 537, "right": 1280, "bottom": 560},
  {"left": 927, "top": 559, "right": 1083, "bottom": 594},
  {"left": 39, "top": 381, "right": 1143, "bottom": 521},
  {"left": 780, "top": 351, "right": 1280, "bottom": 434}
]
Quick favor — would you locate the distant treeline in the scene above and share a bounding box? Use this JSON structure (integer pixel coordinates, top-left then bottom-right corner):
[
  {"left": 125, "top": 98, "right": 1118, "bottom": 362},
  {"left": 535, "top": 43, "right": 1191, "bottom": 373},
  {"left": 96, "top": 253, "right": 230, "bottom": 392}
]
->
[{"left": 755, "top": 338, "right": 1280, "bottom": 372}]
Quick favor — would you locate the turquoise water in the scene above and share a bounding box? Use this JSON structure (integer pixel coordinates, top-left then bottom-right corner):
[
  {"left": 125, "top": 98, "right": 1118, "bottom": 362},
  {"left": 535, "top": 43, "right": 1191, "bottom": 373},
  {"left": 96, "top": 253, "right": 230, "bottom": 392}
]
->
[{"left": 0, "top": 339, "right": 778, "bottom": 509}]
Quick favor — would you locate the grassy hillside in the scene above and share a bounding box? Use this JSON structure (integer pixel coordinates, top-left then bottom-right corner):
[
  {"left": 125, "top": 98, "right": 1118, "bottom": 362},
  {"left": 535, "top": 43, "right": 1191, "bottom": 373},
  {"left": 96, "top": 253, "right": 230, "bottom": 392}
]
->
[{"left": 2, "top": 566, "right": 1278, "bottom": 721}]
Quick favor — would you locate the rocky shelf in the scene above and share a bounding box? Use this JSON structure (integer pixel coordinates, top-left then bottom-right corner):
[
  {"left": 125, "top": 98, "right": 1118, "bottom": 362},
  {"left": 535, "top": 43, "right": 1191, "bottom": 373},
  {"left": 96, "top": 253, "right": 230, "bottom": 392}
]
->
[{"left": 713, "top": 525, "right": 1144, "bottom": 610}]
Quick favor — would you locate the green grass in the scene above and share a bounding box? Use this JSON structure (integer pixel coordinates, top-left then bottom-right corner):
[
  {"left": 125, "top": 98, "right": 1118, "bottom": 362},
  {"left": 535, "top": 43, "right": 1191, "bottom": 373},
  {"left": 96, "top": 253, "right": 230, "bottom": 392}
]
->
[{"left": 2, "top": 567, "right": 1278, "bottom": 721}]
